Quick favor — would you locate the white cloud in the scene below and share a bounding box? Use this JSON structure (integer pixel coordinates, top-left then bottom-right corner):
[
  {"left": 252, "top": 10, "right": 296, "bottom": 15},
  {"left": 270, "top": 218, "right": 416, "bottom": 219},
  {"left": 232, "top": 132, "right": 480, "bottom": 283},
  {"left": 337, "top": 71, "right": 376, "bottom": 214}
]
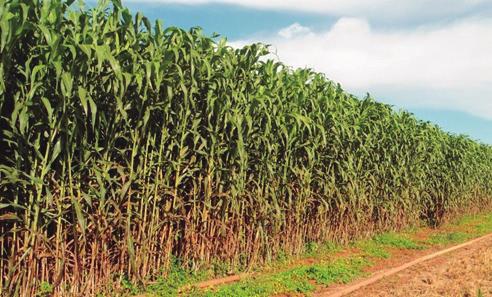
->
[
  {"left": 278, "top": 23, "right": 312, "bottom": 39},
  {"left": 232, "top": 17, "right": 492, "bottom": 120}
]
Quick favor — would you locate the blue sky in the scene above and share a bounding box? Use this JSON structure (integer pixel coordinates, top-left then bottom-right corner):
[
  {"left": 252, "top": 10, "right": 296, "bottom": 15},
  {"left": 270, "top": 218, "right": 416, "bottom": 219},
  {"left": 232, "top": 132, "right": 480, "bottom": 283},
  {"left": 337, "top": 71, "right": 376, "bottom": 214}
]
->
[{"left": 116, "top": 1, "right": 492, "bottom": 143}]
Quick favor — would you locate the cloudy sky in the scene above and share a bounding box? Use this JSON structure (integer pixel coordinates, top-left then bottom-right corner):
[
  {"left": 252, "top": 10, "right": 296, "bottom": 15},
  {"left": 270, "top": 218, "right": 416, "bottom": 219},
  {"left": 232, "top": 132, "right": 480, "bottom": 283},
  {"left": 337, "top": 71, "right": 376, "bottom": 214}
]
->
[{"left": 119, "top": 0, "right": 492, "bottom": 143}]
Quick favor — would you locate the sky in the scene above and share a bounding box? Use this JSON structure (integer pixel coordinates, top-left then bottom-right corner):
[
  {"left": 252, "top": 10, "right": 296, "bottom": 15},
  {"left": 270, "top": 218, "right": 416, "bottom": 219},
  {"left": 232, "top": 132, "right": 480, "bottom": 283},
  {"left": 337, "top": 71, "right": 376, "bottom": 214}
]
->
[{"left": 113, "top": 0, "right": 492, "bottom": 143}]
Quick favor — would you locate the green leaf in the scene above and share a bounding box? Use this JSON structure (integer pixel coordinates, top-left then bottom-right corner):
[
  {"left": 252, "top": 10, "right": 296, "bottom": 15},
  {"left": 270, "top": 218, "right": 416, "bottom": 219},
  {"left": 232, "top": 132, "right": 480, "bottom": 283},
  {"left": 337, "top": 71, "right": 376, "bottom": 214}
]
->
[
  {"left": 72, "top": 195, "right": 86, "bottom": 236},
  {"left": 78, "top": 86, "right": 88, "bottom": 115},
  {"left": 61, "top": 72, "right": 73, "bottom": 97},
  {"left": 41, "top": 97, "right": 53, "bottom": 120},
  {"left": 50, "top": 139, "right": 62, "bottom": 165},
  {"left": 88, "top": 96, "right": 97, "bottom": 128}
]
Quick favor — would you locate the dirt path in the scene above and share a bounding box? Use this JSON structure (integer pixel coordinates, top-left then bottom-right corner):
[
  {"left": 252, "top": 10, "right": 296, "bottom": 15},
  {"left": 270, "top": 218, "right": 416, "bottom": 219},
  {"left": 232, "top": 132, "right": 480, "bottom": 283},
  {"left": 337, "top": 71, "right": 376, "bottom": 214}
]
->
[{"left": 317, "top": 235, "right": 492, "bottom": 297}]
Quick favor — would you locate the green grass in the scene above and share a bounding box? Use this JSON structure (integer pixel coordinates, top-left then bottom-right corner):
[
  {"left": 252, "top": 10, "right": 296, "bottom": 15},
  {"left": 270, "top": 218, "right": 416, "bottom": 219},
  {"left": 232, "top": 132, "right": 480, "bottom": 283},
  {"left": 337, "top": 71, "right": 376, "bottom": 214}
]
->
[
  {"left": 426, "top": 232, "right": 472, "bottom": 245},
  {"left": 454, "top": 214, "right": 480, "bottom": 226},
  {"left": 425, "top": 213, "right": 492, "bottom": 245},
  {"left": 37, "top": 282, "right": 54, "bottom": 297},
  {"left": 139, "top": 258, "right": 209, "bottom": 297},
  {"left": 356, "top": 241, "right": 391, "bottom": 259},
  {"left": 145, "top": 232, "right": 428, "bottom": 296},
  {"left": 303, "top": 241, "right": 342, "bottom": 258},
  {"left": 355, "top": 232, "right": 423, "bottom": 259},
  {"left": 138, "top": 241, "right": 344, "bottom": 297},
  {"left": 194, "top": 257, "right": 369, "bottom": 297},
  {"left": 142, "top": 212, "right": 492, "bottom": 297},
  {"left": 304, "top": 258, "right": 369, "bottom": 285},
  {"left": 474, "top": 213, "right": 492, "bottom": 235},
  {"left": 141, "top": 257, "right": 368, "bottom": 297},
  {"left": 373, "top": 233, "right": 424, "bottom": 250}
]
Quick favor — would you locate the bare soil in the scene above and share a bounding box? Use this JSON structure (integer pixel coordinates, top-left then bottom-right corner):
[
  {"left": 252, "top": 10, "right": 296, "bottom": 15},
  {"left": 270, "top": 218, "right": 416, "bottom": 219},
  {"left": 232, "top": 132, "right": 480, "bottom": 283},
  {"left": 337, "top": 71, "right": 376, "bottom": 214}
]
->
[{"left": 333, "top": 235, "right": 492, "bottom": 297}]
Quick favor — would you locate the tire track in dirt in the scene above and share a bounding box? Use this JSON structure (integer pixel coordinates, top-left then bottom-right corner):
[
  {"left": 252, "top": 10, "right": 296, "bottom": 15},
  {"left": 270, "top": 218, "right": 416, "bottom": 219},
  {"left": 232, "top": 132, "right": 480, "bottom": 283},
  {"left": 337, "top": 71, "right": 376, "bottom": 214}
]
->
[{"left": 315, "top": 233, "right": 492, "bottom": 297}]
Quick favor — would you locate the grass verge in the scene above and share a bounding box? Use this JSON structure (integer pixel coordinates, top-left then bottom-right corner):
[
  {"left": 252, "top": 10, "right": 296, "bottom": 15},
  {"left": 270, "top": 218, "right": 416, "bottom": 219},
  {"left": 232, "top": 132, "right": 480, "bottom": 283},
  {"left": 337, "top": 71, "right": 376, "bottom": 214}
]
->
[{"left": 134, "top": 212, "right": 492, "bottom": 297}]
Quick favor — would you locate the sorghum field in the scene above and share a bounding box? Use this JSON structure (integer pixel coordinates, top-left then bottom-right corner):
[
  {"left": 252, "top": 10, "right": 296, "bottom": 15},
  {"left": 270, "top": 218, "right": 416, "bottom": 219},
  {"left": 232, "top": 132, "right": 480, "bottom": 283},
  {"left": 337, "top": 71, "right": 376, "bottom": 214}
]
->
[{"left": 1, "top": 0, "right": 491, "bottom": 295}]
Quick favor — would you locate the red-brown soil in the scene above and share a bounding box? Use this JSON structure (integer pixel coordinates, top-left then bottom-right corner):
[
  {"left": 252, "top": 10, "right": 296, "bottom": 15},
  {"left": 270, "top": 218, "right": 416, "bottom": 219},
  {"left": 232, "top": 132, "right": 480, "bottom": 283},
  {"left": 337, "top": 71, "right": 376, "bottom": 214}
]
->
[{"left": 317, "top": 234, "right": 492, "bottom": 297}]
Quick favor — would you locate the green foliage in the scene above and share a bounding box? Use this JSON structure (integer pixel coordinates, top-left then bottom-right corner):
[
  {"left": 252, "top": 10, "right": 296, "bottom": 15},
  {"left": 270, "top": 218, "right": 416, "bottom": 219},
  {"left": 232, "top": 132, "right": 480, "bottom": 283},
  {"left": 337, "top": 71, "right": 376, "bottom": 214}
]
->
[
  {"left": 145, "top": 257, "right": 206, "bottom": 297},
  {"left": 302, "top": 257, "right": 368, "bottom": 285},
  {"left": 275, "top": 250, "right": 289, "bottom": 264},
  {"left": 197, "top": 213, "right": 492, "bottom": 297},
  {"left": 37, "top": 282, "right": 54, "bottom": 297},
  {"left": 426, "top": 232, "right": 472, "bottom": 245},
  {"left": 356, "top": 232, "right": 422, "bottom": 259},
  {"left": 305, "top": 241, "right": 320, "bottom": 255},
  {"left": 200, "top": 281, "right": 281, "bottom": 297},
  {"left": 373, "top": 233, "right": 424, "bottom": 250},
  {"left": 474, "top": 214, "right": 492, "bottom": 235},
  {"left": 121, "top": 278, "right": 139, "bottom": 296},
  {"left": 455, "top": 214, "right": 479, "bottom": 226},
  {"left": 1, "top": 0, "right": 492, "bottom": 295},
  {"left": 316, "top": 242, "right": 343, "bottom": 256},
  {"left": 196, "top": 258, "right": 368, "bottom": 297},
  {"left": 356, "top": 241, "right": 391, "bottom": 259}
]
